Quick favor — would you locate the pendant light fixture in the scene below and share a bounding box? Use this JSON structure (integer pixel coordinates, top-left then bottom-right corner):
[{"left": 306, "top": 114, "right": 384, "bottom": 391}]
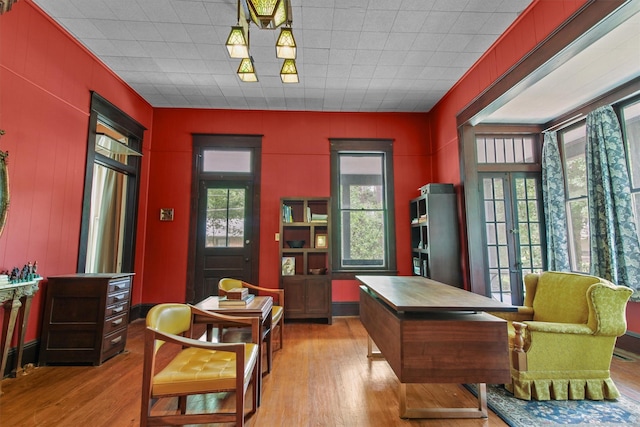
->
[
  {"left": 225, "top": 26, "right": 249, "bottom": 59},
  {"left": 275, "top": 26, "right": 296, "bottom": 59},
  {"left": 237, "top": 57, "right": 258, "bottom": 82},
  {"left": 245, "top": 0, "right": 288, "bottom": 29},
  {"left": 280, "top": 58, "right": 298, "bottom": 83},
  {"left": 226, "top": 0, "right": 298, "bottom": 83}
]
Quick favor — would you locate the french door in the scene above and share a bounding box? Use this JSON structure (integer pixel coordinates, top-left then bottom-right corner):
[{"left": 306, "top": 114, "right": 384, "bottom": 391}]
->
[{"left": 480, "top": 172, "right": 545, "bottom": 304}]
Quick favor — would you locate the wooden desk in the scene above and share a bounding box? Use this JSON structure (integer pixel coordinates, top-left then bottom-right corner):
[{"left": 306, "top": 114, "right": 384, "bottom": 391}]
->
[
  {"left": 193, "top": 296, "right": 273, "bottom": 404},
  {"left": 1, "top": 278, "right": 42, "bottom": 395},
  {"left": 357, "top": 275, "right": 516, "bottom": 419}
]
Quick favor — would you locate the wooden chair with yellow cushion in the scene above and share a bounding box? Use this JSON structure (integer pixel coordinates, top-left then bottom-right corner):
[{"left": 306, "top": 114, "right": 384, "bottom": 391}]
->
[
  {"left": 141, "top": 303, "right": 260, "bottom": 426},
  {"left": 491, "top": 271, "right": 632, "bottom": 401},
  {"left": 219, "top": 278, "right": 285, "bottom": 354}
]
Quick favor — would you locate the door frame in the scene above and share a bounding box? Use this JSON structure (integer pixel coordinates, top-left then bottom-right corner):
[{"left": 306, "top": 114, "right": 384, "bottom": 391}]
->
[
  {"left": 459, "top": 124, "right": 543, "bottom": 295},
  {"left": 186, "top": 134, "right": 262, "bottom": 303}
]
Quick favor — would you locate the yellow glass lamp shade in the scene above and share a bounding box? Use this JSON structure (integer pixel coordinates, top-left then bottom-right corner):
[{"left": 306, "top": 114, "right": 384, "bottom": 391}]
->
[
  {"left": 280, "top": 58, "right": 298, "bottom": 83},
  {"left": 237, "top": 57, "right": 258, "bottom": 82},
  {"left": 225, "top": 26, "right": 249, "bottom": 58},
  {"left": 276, "top": 27, "right": 296, "bottom": 59},
  {"left": 246, "top": 0, "right": 288, "bottom": 29}
]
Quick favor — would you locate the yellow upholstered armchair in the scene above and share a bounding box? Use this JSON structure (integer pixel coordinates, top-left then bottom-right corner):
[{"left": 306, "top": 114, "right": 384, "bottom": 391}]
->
[
  {"left": 141, "top": 303, "right": 260, "bottom": 426},
  {"left": 492, "top": 271, "right": 633, "bottom": 401},
  {"left": 219, "top": 278, "right": 285, "bottom": 352}
]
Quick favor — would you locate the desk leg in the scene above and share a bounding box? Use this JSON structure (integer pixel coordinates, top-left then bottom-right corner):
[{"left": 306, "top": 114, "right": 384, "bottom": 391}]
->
[
  {"left": 399, "top": 383, "right": 488, "bottom": 419},
  {"left": 366, "top": 335, "right": 383, "bottom": 358},
  {"left": 1, "top": 295, "right": 21, "bottom": 395}
]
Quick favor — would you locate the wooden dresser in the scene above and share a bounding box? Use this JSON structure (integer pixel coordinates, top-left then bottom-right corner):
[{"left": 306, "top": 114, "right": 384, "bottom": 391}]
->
[{"left": 39, "top": 273, "right": 134, "bottom": 366}]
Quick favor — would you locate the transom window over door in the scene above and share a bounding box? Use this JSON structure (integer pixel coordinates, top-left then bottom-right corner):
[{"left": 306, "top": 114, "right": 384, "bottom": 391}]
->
[
  {"left": 330, "top": 139, "right": 397, "bottom": 276},
  {"left": 476, "top": 134, "right": 536, "bottom": 164}
]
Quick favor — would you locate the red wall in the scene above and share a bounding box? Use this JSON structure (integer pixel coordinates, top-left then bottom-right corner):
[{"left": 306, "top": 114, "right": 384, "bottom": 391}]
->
[
  {"left": 145, "top": 109, "right": 431, "bottom": 303},
  {"left": 0, "top": 2, "right": 154, "bottom": 345}
]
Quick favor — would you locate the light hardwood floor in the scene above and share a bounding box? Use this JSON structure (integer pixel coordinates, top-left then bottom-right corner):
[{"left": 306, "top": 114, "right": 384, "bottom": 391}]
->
[{"left": 1, "top": 316, "right": 639, "bottom": 426}]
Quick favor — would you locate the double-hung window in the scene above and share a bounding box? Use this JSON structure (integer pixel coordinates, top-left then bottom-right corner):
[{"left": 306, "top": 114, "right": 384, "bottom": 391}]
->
[
  {"left": 559, "top": 94, "right": 640, "bottom": 271},
  {"left": 330, "top": 139, "right": 396, "bottom": 276},
  {"left": 559, "top": 124, "right": 590, "bottom": 272},
  {"left": 620, "top": 99, "right": 640, "bottom": 242}
]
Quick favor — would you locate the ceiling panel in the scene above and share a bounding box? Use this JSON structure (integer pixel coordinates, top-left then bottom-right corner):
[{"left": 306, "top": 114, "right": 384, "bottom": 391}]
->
[{"left": 32, "top": 0, "right": 532, "bottom": 112}]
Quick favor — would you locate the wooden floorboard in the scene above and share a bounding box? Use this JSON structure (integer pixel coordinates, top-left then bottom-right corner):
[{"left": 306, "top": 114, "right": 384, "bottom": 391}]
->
[{"left": 1, "top": 317, "right": 638, "bottom": 426}]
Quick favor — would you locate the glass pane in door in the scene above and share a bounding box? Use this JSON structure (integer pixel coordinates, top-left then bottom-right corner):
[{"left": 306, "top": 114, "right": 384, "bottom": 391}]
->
[
  {"left": 483, "top": 177, "right": 512, "bottom": 303},
  {"left": 515, "top": 177, "right": 544, "bottom": 276},
  {"left": 206, "top": 188, "right": 245, "bottom": 247}
]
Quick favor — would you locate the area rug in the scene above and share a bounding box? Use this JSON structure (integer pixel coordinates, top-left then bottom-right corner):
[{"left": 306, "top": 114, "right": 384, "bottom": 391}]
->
[{"left": 464, "top": 384, "right": 640, "bottom": 426}]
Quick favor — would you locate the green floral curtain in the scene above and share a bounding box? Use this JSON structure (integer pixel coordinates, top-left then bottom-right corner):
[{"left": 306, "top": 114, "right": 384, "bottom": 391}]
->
[
  {"left": 586, "top": 105, "right": 640, "bottom": 301},
  {"left": 541, "top": 131, "right": 570, "bottom": 271}
]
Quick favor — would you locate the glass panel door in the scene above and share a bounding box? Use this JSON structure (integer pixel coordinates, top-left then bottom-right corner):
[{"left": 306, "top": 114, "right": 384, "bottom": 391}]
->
[
  {"left": 481, "top": 173, "right": 545, "bottom": 304},
  {"left": 195, "top": 181, "right": 253, "bottom": 303}
]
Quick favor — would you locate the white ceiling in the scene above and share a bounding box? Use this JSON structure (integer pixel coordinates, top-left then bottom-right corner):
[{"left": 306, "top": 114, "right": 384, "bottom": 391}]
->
[{"left": 31, "top": 0, "right": 533, "bottom": 113}]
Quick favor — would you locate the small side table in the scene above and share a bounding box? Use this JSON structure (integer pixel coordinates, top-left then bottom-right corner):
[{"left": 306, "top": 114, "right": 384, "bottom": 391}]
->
[{"left": 0, "top": 278, "right": 42, "bottom": 395}]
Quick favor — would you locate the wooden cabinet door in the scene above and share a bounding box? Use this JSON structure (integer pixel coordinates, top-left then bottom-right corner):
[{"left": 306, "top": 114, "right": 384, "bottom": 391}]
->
[
  {"left": 305, "top": 278, "right": 330, "bottom": 315},
  {"left": 283, "top": 277, "right": 306, "bottom": 316}
]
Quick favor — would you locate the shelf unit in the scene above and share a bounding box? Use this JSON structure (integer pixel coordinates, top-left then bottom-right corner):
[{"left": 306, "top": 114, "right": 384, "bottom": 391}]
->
[
  {"left": 410, "top": 185, "right": 462, "bottom": 287},
  {"left": 279, "top": 197, "right": 332, "bottom": 324}
]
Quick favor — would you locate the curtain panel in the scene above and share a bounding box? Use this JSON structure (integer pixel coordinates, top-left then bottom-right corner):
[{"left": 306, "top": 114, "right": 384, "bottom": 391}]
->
[
  {"left": 586, "top": 105, "right": 640, "bottom": 300},
  {"left": 541, "top": 131, "right": 570, "bottom": 271}
]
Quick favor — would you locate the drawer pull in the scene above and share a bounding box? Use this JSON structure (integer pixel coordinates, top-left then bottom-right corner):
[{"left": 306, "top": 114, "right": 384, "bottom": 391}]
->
[
  {"left": 113, "top": 306, "right": 124, "bottom": 313},
  {"left": 111, "top": 336, "right": 122, "bottom": 345},
  {"left": 114, "top": 294, "right": 125, "bottom": 301},
  {"left": 112, "top": 318, "right": 123, "bottom": 326}
]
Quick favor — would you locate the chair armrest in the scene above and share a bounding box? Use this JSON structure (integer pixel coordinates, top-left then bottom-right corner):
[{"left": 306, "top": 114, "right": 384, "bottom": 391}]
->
[
  {"left": 188, "top": 305, "right": 261, "bottom": 343},
  {"left": 587, "top": 282, "right": 633, "bottom": 336},
  {"left": 149, "top": 327, "right": 248, "bottom": 352},
  {"left": 524, "top": 321, "right": 593, "bottom": 335},
  {"left": 241, "top": 281, "right": 284, "bottom": 307}
]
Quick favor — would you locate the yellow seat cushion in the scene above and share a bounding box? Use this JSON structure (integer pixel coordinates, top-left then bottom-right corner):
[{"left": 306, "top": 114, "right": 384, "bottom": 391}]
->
[
  {"left": 153, "top": 344, "right": 258, "bottom": 396},
  {"left": 272, "top": 305, "right": 283, "bottom": 325}
]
